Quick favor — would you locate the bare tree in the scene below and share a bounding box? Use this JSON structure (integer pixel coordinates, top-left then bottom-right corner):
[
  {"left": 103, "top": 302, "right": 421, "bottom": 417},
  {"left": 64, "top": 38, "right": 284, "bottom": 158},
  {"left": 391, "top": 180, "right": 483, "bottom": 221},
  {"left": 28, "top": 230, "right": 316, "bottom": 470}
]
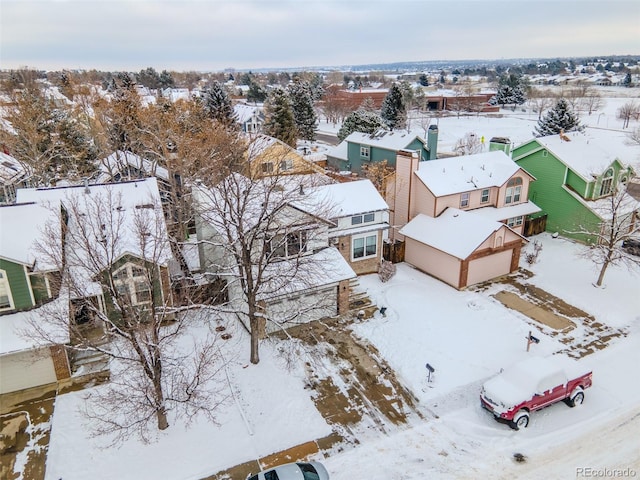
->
[
  {"left": 574, "top": 188, "right": 640, "bottom": 287},
  {"left": 626, "top": 126, "right": 640, "bottom": 146},
  {"left": 30, "top": 183, "right": 226, "bottom": 443},
  {"left": 454, "top": 132, "right": 483, "bottom": 156},
  {"left": 617, "top": 101, "right": 640, "bottom": 129},
  {"left": 581, "top": 89, "right": 605, "bottom": 115},
  {"left": 193, "top": 162, "right": 345, "bottom": 365},
  {"left": 527, "top": 88, "right": 556, "bottom": 120}
]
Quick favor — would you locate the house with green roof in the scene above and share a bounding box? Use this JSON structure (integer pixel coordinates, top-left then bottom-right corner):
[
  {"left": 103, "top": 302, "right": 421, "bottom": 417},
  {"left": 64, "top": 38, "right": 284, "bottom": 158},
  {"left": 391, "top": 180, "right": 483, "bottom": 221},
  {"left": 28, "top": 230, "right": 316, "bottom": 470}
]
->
[
  {"left": 512, "top": 131, "right": 638, "bottom": 243},
  {"left": 326, "top": 126, "right": 438, "bottom": 175}
]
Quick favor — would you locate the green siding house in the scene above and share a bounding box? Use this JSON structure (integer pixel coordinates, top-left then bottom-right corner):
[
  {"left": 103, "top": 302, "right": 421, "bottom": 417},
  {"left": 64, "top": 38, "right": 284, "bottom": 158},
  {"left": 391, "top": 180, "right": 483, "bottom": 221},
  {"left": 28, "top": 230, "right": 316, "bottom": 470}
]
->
[
  {"left": 512, "top": 132, "right": 637, "bottom": 243},
  {"left": 327, "top": 126, "right": 439, "bottom": 174},
  {"left": 0, "top": 202, "right": 58, "bottom": 314}
]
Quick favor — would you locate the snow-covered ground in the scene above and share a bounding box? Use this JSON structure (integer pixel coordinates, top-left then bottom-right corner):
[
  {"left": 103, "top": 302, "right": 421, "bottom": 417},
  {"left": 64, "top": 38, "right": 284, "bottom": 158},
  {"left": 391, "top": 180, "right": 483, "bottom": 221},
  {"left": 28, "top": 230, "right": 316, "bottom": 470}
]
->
[{"left": 42, "top": 92, "right": 640, "bottom": 480}]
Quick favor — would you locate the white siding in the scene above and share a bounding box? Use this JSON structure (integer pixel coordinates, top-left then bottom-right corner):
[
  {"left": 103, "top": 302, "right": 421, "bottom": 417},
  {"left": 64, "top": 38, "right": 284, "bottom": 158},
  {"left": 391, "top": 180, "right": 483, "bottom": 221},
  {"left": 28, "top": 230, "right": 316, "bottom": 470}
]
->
[{"left": 0, "top": 348, "right": 57, "bottom": 394}]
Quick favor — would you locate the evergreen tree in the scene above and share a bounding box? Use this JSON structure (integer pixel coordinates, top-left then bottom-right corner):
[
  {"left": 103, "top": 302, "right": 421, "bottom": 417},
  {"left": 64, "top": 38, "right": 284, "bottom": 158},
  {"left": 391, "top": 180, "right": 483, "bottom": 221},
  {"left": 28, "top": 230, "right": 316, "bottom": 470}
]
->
[
  {"left": 287, "top": 79, "right": 317, "bottom": 141},
  {"left": 247, "top": 80, "right": 267, "bottom": 104},
  {"left": 263, "top": 87, "right": 297, "bottom": 147},
  {"left": 337, "top": 109, "right": 386, "bottom": 141},
  {"left": 159, "top": 70, "right": 175, "bottom": 89},
  {"left": 203, "top": 81, "right": 237, "bottom": 127},
  {"left": 623, "top": 73, "right": 632, "bottom": 87},
  {"left": 137, "top": 67, "right": 161, "bottom": 89},
  {"left": 380, "top": 83, "right": 406, "bottom": 130},
  {"left": 496, "top": 73, "right": 527, "bottom": 106},
  {"left": 534, "top": 98, "right": 582, "bottom": 137},
  {"left": 418, "top": 74, "right": 429, "bottom": 87}
]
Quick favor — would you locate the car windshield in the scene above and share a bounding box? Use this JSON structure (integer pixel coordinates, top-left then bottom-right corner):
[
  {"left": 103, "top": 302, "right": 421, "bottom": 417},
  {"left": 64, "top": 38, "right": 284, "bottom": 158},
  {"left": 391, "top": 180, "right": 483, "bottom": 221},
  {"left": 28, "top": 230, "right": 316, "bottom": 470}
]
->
[{"left": 296, "top": 463, "right": 320, "bottom": 480}]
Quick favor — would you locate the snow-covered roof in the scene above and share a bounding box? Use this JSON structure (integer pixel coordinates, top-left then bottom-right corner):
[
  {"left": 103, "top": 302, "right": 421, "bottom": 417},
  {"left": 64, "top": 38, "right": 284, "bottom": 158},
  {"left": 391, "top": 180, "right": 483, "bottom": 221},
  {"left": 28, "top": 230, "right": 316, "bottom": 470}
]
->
[
  {"left": 0, "top": 152, "right": 27, "bottom": 185},
  {"left": 465, "top": 201, "right": 542, "bottom": 222},
  {"left": 0, "top": 298, "right": 70, "bottom": 355},
  {"left": 305, "top": 179, "right": 388, "bottom": 218},
  {"left": 325, "top": 140, "right": 349, "bottom": 162},
  {"left": 529, "top": 131, "right": 639, "bottom": 180},
  {"left": 0, "top": 202, "right": 59, "bottom": 270},
  {"left": 95, "top": 150, "right": 169, "bottom": 183},
  {"left": 399, "top": 208, "right": 518, "bottom": 259},
  {"left": 260, "top": 247, "right": 355, "bottom": 300},
  {"left": 234, "top": 104, "right": 263, "bottom": 124},
  {"left": 16, "top": 178, "right": 171, "bottom": 269},
  {"left": 345, "top": 130, "right": 426, "bottom": 151},
  {"left": 415, "top": 150, "right": 525, "bottom": 197}
]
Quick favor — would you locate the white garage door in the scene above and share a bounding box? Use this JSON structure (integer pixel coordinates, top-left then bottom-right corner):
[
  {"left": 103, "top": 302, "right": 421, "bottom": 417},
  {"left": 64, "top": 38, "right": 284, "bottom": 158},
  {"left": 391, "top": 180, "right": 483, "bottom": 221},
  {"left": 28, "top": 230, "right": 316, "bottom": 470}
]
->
[
  {"left": 0, "top": 349, "right": 57, "bottom": 394},
  {"left": 467, "top": 249, "right": 513, "bottom": 286}
]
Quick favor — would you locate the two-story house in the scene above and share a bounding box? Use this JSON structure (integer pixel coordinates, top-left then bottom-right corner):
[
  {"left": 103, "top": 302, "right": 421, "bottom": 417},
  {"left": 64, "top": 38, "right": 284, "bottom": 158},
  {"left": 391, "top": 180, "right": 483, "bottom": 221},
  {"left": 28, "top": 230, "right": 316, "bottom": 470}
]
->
[
  {"left": 0, "top": 202, "right": 70, "bottom": 394},
  {"left": 306, "top": 179, "right": 390, "bottom": 275},
  {"left": 246, "top": 134, "right": 325, "bottom": 178},
  {"left": 193, "top": 174, "right": 356, "bottom": 334},
  {"left": 512, "top": 131, "right": 638, "bottom": 244},
  {"left": 389, "top": 149, "right": 540, "bottom": 289},
  {"left": 234, "top": 103, "right": 265, "bottom": 133},
  {"left": 326, "top": 126, "right": 439, "bottom": 175}
]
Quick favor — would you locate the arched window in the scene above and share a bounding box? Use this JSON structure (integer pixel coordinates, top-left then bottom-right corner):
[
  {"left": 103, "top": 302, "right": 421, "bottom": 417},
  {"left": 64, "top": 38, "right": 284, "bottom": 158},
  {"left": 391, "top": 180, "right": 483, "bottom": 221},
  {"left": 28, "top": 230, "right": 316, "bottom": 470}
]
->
[
  {"left": 505, "top": 177, "right": 523, "bottom": 204},
  {"left": 599, "top": 168, "right": 614, "bottom": 196}
]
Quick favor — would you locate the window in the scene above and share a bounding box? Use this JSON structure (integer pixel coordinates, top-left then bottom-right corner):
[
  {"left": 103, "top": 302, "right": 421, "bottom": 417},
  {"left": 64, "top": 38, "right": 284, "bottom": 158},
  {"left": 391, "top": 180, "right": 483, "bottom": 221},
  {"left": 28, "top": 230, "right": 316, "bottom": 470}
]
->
[
  {"left": 599, "top": 168, "right": 614, "bottom": 196},
  {"left": 505, "top": 177, "right": 523, "bottom": 204},
  {"left": 261, "top": 162, "right": 274, "bottom": 174},
  {"left": 0, "top": 270, "right": 14, "bottom": 311},
  {"left": 481, "top": 189, "right": 490, "bottom": 204},
  {"left": 507, "top": 216, "right": 523, "bottom": 227},
  {"left": 112, "top": 263, "right": 152, "bottom": 305},
  {"left": 351, "top": 213, "right": 375, "bottom": 225},
  {"left": 268, "top": 230, "right": 308, "bottom": 259},
  {"left": 460, "top": 192, "right": 470, "bottom": 208},
  {"left": 353, "top": 234, "right": 377, "bottom": 260},
  {"left": 279, "top": 158, "right": 293, "bottom": 171},
  {"left": 360, "top": 145, "right": 370, "bottom": 159}
]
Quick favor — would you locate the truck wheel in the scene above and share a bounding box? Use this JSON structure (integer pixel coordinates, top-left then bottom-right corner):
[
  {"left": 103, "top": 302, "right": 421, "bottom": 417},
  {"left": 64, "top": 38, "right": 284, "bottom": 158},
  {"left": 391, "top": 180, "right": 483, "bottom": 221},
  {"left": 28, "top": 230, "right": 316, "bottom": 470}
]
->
[
  {"left": 511, "top": 411, "right": 529, "bottom": 430},
  {"left": 568, "top": 390, "right": 584, "bottom": 407}
]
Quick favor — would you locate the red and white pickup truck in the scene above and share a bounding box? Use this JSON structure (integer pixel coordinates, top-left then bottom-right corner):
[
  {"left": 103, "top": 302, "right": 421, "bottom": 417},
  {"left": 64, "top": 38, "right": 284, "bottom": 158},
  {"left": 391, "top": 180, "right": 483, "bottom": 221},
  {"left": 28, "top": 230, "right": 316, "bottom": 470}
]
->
[{"left": 480, "top": 355, "right": 593, "bottom": 430}]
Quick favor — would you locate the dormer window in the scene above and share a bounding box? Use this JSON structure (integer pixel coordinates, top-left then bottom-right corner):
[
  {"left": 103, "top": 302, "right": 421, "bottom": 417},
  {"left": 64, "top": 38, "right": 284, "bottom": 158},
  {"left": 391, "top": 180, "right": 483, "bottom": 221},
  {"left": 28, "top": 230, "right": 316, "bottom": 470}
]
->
[
  {"left": 505, "top": 177, "right": 523, "bottom": 204},
  {"left": 599, "top": 168, "right": 614, "bottom": 196}
]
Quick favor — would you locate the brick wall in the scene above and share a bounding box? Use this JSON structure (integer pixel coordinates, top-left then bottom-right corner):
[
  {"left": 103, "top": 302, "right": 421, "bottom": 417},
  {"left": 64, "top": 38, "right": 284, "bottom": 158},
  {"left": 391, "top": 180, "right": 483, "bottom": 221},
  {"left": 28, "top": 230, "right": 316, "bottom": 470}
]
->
[{"left": 49, "top": 344, "right": 71, "bottom": 381}]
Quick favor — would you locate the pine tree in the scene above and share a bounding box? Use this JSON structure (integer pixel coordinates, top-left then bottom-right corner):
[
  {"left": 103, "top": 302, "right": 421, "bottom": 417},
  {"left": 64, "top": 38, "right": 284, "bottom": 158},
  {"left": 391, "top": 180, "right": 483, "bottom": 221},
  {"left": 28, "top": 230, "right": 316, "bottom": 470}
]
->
[
  {"left": 534, "top": 98, "right": 582, "bottom": 137},
  {"left": 263, "top": 87, "right": 297, "bottom": 147},
  {"left": 247, "top": 80, "right": 267, "bottom": 104},
  {"left": 337, "top": 109, "right": 386, "bottom": 141},
  {"left": 287, "top": 79, "right": 317, "bottom": 141},
  {"left": 496, "top": 73, "right": 527, "bottom": 106},
  {"left": 203, "top": 81, "right": 236, "bottom": 127},
  {"left": 381, "top": 83, "right": 406, "bottom": 130}
]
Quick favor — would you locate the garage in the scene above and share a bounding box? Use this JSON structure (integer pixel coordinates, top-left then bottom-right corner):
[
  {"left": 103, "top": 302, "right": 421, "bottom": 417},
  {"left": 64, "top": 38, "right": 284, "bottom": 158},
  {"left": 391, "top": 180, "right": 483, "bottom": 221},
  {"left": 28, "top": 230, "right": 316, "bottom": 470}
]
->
[
  {"left": 467, "top": 249, "right": 513, "bottom": 286},
  {"left": 0, "top": 348, "right": 57, "bottom": 395}
]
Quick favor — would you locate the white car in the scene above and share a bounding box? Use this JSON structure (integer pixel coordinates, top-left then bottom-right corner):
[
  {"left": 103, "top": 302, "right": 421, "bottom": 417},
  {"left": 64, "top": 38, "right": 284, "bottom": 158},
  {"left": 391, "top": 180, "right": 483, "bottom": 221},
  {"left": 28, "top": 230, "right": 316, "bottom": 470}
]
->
[{"left": 247, "top": 461, "right": 329, "bottom": 480}]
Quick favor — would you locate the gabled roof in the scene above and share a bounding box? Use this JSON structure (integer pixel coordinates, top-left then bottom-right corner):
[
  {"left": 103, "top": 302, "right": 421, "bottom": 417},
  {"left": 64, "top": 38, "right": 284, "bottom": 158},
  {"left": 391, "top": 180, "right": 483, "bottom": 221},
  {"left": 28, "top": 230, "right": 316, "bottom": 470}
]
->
[
  {"left": 415, "top": 150, "right": 527, "bottom": 197},
  {"left": 0, "top": 152, "right": 28, "bottom": 185},
  {"left": 95, "top": 150, "right": 169, "bottom": 183},
  {"left": 519, "top": 131, "right": 638, "bottom": 181},
  {"left": 0, "top": 201, "right": 58, "bottom": 270},
  {"left": 345, "top": 130, "right": 426, "bottom": 151},
  {"left": 399, "top": 208, "right": 521, "bottom": 259},
  {"left": 234, "top": 104, "right": 263, "bottom": 124}
]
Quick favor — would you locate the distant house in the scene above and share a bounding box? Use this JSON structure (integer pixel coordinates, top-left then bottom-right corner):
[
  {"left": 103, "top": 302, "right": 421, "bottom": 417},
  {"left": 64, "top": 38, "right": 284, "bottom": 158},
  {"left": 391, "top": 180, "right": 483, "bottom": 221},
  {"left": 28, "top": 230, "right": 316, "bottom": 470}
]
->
[
  {"left": 193, "top": 174, "right": 356, "bottom": 334},
  {"left": 246, "top": 134, "right": 325, "bottom": 178},
  {"left": 234, "top": 103, "right": 264, "bottom": 133},
  {"left": 307, "top": 179, "right": 390, "bottom": 275},
  {"left": 0, "top": 151, "right": 31, "bottom": 205},
  {"left": 389, "top": 149, "right": 540, "bottom": 289},
  {"left": 512, "top": 131, "right": 638, "bottom": 243},
  {"left": 0, "top": 202, "right": 69, "bottom": 394},
  {"left": 326, "top": 127, "right": 438, "bottom": 175}
]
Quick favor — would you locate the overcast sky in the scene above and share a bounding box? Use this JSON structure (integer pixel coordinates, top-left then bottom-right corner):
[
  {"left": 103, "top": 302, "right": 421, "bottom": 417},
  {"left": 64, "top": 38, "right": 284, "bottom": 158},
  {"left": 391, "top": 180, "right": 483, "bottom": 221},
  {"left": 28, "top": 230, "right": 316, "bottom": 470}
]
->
[{"left": 2, "top": 0, "right": 639, "bottom": 72}]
